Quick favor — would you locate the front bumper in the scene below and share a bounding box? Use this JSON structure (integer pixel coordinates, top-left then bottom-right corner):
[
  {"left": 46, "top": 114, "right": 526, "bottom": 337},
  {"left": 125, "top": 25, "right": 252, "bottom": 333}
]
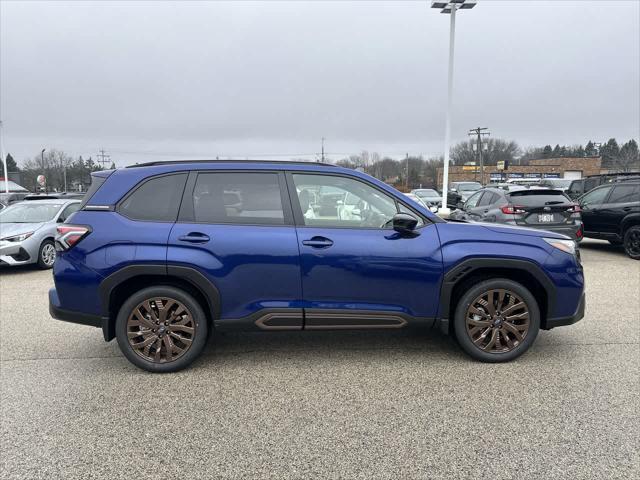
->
[
  {"left": 49, "top": 287, "right": 108, "bottom": 332},
  {"left": 0, "top": 240, "right": 34, "bottom": 266},
  {"left": 545, "top": 291, "right": 585, "bottom": 329}
]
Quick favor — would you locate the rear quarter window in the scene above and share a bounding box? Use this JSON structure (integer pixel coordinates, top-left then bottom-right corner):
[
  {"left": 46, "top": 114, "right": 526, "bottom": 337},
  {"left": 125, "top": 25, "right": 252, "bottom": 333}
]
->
[{"left": 118, "top": 173, "right": 188, "bottom": 221}]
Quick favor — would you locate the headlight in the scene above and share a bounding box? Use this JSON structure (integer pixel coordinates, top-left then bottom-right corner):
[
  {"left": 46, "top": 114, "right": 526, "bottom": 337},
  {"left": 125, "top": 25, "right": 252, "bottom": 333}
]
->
[
  {"left": 1, "top": 232, "right": 34, "bottom": 242},
  {"left": 544, "top": 237, "right": 576, "bottom": 255}
]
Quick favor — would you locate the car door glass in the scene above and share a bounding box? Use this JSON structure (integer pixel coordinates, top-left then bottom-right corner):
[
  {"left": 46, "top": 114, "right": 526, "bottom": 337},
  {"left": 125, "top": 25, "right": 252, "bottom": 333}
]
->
[
  {"left": 193, "top": 173, "right": 285, "bottom": 225},
  {"left": 292, "top": 174, "right": 399, "bottom": 228},
  {"left": 608, "top": 184, "right": 639, "bottom": 204},
  {"left": 581, "top": 186, "right": 611, "bottom": 207},
  {"left": 465, "top": 192, "right": 483, "bottom": 209},
  {"left": 477, "top": 192, "right": 494, "bottom": 207},
  {"left": 119, "top": 173, "right": 188, "bottom": 221},
  {"left": 58, "top": 203, "right": 81, "bottom": 222}
]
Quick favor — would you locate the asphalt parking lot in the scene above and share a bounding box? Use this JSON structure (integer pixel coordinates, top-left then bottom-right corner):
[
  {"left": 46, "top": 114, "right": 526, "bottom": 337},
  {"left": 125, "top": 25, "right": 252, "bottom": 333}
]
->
[{"left": 1, "top": 239, "right": 638, "bottom": 479}]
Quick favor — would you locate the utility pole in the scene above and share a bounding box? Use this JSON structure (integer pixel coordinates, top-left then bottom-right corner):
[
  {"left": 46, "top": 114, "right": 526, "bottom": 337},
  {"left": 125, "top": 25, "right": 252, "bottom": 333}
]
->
[
  {"left": 321, "top": 137, "right": 325, "bottom": 163},
  {"left": 97, "top": 148, "right": 111, "bottom": 168},
  {"left": 468, "top": 127, "right": 490, "bottom": 185},
  {"left": 405, "top": 153, "right": 409, "bottom": 191},
  {"left": 0, "top": 120, "right": 7, "bottom": 193},
  {"left": 41, "top": 149, "right": 47, "bottom": 193}
]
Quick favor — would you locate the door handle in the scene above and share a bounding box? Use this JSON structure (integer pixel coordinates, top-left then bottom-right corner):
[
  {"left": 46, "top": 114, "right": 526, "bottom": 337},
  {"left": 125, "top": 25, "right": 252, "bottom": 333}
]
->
[
  {"left": 302, "top": 236, "right": 334, "bottom": 248},
  {"left": 178, "top": 232, "right": 210, "bottom": 244},
  {"left": 623, "top": 207, "right": 632, "bottom": 211}
]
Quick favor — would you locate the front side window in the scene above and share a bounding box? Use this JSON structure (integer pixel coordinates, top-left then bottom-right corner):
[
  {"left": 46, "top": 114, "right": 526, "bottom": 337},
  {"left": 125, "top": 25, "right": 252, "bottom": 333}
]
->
[
  {"left": 193, "top": 172, "right": 285, "bottom": 225},
  {"left": 478, "top": 192, "right": 496, "bottom": 207},
  {"left": 119, "top": 174, "right": 187, "bottom": 221},
  {"left": 465, "top": 192, "right": 483, "bottom": 209},
  {"left": 608, "top": 184, "right": 639, "bottom": 204},
  {"left": 292, "top": 174, "right": 403, "bottom": 228},
  {"left": 580, "top": 186, "right": 611, "bottom": 206}
]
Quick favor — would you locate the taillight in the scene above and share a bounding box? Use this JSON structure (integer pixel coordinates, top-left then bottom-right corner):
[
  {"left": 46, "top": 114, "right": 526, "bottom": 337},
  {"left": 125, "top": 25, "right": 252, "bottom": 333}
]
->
[
  {"left": 501, "top": 204, "right": 526, "bottom": 214},
  {"left": 576, "top": 224, "right": 583, "bottom": 239},
  {"left": 55, "top": 225, "right": 91, "bottom": 251},
  {"left": 568, "top": 204, "right": 582, "bottom": 213}
]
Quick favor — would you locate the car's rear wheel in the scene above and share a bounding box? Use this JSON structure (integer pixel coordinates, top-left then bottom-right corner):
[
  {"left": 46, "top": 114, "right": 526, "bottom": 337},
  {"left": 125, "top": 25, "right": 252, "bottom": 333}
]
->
[
  {"left": 37, "top": 240, "right": 56, "bottom": 269},
  {"left": 454, "top": 279, "right": 540, "bottom": 362},
  {"left": 115, "top": 286, "right": 208, "bottom": 372},
  {"left": 623, "top": 225, "right": 640, "bottom": 260}
]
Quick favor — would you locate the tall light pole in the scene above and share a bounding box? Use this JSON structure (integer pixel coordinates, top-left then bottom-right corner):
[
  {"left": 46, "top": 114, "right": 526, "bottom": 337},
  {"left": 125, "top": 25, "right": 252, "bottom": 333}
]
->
[
  {"left": 0, "top": 121, "right": 8, "bottom": 193},
  {"left": 431, "top": 0, "right": 477, "bottom": 215}
]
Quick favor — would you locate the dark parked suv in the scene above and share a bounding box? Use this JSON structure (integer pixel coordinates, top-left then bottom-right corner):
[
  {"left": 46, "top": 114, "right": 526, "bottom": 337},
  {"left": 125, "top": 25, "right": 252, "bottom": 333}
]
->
[
  {"left": 49, "top": 161, "right": 585, "bottom": 372},
  {"left": 450, "top": 187, "right": 583, "bottom": 240},
  {"left": 578, "top": 180, "right": 640, "bottom": 259}
]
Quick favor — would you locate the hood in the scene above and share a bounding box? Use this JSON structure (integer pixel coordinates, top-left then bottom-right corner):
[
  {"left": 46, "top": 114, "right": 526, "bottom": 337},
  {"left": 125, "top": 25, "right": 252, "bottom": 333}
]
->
[
  {"left": 420, "top": 194, "right": 442, "bottom": 202},
  {"left": 459, "top": 190, "right": 477, "bottom": 200},
  {"left": 481, "top": 223, "right": 569, "bottom": 239},
  {"left": 0, "top": 222, "right": 45, "bottom": 240}
]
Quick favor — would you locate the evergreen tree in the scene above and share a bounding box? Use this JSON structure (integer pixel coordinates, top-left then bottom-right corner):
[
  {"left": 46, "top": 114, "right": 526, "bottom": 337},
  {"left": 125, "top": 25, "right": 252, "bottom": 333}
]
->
[
  {"left": 5, "top": 153, "right": 19, "bottom": 171},
  {"left": 600, "top": 138, "right": 620, "bottom": 168},
  {"left": 585, "top": 141, "right": 596, "bottom": 156},
  {"left": 542, "top": 145, "right": 553, "bottom": 157}
]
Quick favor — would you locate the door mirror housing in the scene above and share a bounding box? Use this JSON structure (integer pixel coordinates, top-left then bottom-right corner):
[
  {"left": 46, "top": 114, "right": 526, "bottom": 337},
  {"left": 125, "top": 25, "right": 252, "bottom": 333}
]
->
[{"left": 392, "top": 213, "right": 418, "bottom": 234}]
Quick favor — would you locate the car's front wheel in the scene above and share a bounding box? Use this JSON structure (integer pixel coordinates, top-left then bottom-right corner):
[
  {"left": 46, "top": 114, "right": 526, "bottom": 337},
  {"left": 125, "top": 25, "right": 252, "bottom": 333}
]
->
[
  {"left": 37, "top": 240, "right": 56, "bottom": 269},
  {"left": 623, "top": 225, "right": 640, "bottom": 260},
  {"left": 115, "top": 286, "right": 209, "bottom": 372},
  {"left": 453, "top": 279, "right": 540, "bottom": 362}
]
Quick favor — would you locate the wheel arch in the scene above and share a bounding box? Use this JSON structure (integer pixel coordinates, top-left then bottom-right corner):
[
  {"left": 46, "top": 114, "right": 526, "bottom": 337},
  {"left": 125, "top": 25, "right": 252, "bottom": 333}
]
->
[
  {"left": 99, "top": 264, "right": 220, "bottom": 341},
  {"left": 621, "top": 214, "right": 640, "bottom": 236},
  {"left": 439, "top": 258, "right": 555, "bottom": 332}
]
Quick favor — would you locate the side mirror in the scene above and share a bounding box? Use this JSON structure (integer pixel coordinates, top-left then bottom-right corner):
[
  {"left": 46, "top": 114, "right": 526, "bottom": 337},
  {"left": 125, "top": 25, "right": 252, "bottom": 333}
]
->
[
  {"left": 392, "top": 213, "right": 418, "bottom": 234},
  {"left": 457, "top": 201, "right": 465, "bottom": 209}
]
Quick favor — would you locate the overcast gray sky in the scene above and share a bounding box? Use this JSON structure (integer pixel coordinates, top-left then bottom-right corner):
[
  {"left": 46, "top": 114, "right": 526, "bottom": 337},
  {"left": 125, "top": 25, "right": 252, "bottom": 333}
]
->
[{"left": 1, "top": 0, "right": 639, "bottom": 166}]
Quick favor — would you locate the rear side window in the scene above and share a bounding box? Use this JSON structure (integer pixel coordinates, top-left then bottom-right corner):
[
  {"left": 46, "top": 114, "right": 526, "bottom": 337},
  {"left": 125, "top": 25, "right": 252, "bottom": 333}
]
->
[
  {"left": 119, "top": 173, "right": 187, "bottom": 221},
  {"left": 193, "top": 172, "right": 285, "bottom": 225},
  {"left": 608, "top": 184, "right": 639, "bottom": 204},
  {"left": 507, "top": 191, "right": 571, "bottom": 207}
]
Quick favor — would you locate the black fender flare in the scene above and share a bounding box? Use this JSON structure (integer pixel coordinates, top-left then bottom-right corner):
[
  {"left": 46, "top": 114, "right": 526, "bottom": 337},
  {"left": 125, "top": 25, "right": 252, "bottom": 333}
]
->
[
  {"left": 99, "top": 264, "right": 221, "bottom": 340},
  {"left": 438, "top": 257, "right": 555, "bottom": 322},
  {"left": 621, "top": 213, "right": 640, "bottom": 236}
]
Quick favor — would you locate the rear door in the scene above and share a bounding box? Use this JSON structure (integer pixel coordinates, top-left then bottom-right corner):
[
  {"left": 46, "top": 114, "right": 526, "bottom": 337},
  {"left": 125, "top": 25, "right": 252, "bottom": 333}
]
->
[
  {"left": 168, "top": 171, "right": 303, "bottom": 326},
  {"left": 288, "top": 172, "right": 442, "bottom": 324}
]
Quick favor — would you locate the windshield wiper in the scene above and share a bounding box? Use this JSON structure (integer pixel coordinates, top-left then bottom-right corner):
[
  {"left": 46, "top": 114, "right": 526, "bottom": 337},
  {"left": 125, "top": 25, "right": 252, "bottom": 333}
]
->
[{"left": 545, "top": 201, "right": 565, "bottom": 205}]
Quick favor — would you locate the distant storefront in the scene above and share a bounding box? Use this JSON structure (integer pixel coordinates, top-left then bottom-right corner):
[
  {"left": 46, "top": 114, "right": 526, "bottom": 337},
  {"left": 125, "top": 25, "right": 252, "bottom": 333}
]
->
[{"left": 437, "top": 156, "right": 602, "bottom": 188}]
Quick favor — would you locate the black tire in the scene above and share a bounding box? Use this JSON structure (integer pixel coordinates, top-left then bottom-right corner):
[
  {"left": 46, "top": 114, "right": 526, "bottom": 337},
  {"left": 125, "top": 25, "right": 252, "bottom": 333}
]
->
[
  {"left": 453, "top": 278, "right": 540, "bottom": 363},
  {"left": 37, "top": 239, "right": 56, "bottom": 269},
  {"left": 623, "top": 225, "right": 640, "bottom": 260},
  {"left": 116, "top": 286, "right": 209, "bottom": 373}
]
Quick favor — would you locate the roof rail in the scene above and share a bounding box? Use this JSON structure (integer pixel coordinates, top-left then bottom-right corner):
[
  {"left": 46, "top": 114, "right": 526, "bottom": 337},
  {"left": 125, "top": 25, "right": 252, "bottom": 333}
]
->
[{"left": 125, "top": 159, "right": 337, "bottom": 169}]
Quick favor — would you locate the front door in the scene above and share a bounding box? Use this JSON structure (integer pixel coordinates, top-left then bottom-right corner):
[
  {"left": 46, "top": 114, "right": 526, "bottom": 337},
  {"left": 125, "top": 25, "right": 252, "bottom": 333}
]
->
[
  {"left": 168, "top": 171, "right": 303, "bottom": 328},
  {"left": 580, "top": 185, "right": 613, "bottom": 234},
  {"left": 288, "top": 172, "right": 442, "bottom": 328}
]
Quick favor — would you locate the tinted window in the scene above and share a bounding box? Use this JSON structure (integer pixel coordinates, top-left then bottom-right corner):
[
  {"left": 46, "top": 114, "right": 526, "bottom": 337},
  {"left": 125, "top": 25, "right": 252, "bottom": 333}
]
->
[
  {"left": 568, "top": 181, "right": 583, "bottom": 195},
  {"left": 507, "top": 190, "right": 571, "bottom": 207},
  {"left": 608, "top": 184, "right": 639, "bottom": 204},
  {"left": 292, "top": 174, "right": 401, "bottom": 228},
  {"left": 193, "top": 173, "right": 285, "bottom": 225},
  {"left": 119, "top": 174, "right": 187, "bottom": 221},
  {"left": 580, "top": 186, "right": 612, "bottom": 206},
  {"left": 584, "top": 178, "right": 599, "bottom": 191}
]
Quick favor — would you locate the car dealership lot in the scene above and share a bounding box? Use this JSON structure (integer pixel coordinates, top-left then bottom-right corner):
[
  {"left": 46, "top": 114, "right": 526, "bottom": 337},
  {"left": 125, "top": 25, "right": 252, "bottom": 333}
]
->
[{"left": 1, "top": 240, "right": 638, "bottom": 479}]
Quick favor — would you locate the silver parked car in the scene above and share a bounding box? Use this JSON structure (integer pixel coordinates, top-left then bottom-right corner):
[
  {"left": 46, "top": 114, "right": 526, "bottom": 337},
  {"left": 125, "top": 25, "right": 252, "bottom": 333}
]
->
[
  {"left": 0, "top": 199, "right": 81, "bottom": 269},
  {"left": 410, "top": 188, "right": 442, "bottom": 208}
]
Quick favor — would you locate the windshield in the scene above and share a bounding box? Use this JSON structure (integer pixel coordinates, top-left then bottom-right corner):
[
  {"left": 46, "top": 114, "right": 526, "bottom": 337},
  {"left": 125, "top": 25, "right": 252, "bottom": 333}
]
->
[
  {"left": 458, "top": 183, "right": 482, "bottom": 192},
  {"left": 0, "top": 203, "right": 62, "bottom": 223},
  {"left": 415, "top": 189, "right": 439, "bottom": 197}
]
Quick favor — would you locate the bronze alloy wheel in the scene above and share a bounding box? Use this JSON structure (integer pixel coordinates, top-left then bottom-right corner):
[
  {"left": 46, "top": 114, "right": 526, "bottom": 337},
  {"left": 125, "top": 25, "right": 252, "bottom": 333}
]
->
[
  {"left": 127, "top": 297, "right": 196, "bottom": 363},
  {"left": 465, "top": 288, "right": 530, "bottom": 353}
]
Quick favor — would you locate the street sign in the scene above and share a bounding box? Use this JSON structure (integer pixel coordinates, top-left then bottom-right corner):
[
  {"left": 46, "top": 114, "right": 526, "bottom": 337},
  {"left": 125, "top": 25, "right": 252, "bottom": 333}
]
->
[{"left": 37, "top": 175, "right": 46, "bottom": 186}]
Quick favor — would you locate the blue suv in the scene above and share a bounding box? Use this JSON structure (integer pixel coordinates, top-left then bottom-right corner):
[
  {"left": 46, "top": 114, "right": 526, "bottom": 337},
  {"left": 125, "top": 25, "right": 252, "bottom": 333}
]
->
[{"left": 49, "top": 161, "right": 585, "bottom": 372}]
